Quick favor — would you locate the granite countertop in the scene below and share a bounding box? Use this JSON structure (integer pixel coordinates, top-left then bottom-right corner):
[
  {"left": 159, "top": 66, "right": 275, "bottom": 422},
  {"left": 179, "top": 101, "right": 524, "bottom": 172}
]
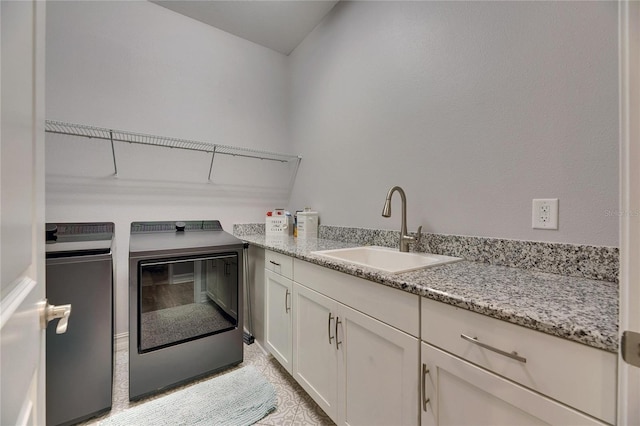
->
[{"left": 239, "top": 234, "right": 619, "bottom": 353}]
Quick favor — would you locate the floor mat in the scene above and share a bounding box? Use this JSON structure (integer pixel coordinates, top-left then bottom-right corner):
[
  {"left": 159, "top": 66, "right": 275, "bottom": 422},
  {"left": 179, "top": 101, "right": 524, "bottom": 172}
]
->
[{"left": 98, "top": 366, "right": 276, "bottom": 426}]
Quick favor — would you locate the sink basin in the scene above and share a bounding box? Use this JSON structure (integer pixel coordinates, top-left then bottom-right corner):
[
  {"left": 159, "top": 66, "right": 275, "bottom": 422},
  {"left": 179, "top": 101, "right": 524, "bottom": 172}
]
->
[{"left": 311, "top": 246, "right": 462, "bottom": 274}]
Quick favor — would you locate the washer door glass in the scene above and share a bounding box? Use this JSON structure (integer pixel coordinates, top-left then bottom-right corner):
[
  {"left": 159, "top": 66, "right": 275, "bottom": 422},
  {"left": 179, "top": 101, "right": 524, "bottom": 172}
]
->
[{"left": 138, "top": 253, "right": 238, "bottom": 353}]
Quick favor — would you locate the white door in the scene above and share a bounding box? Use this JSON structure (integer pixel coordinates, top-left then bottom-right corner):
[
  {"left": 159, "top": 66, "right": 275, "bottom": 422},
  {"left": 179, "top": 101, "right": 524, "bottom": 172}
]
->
[
  {"left": 338, "top": 304, "right": 419, "bottom": 426},
  {"left": 0, "top": 1, "right": 47, "bottom": 425},
  {"left": 292, "top": 283, "right": 338, "bottom": 421},
  {"left": 618, "top": 1, "right": 640, "bottom": 424},
  {"left": 264, "top": 269, "right": 293, "bottom": 373}
]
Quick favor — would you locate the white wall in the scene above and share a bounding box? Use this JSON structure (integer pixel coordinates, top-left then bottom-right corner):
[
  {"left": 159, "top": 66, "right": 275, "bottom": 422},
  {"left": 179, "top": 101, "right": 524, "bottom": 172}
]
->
[
  {"left": 45, "top": 1, "right": 291, "bottom": 334},
  {"left": 288, "top": 1, "right": 619, "bottom": 247},
  {"left": 46, "top": 1, "right": 620, "bottom": 334}
]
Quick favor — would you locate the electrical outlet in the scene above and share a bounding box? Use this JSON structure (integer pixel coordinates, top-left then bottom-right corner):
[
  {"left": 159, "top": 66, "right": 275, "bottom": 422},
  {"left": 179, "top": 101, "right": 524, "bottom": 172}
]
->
[{"left": 532, "top": 199, "right": 559, "bottom": 229}]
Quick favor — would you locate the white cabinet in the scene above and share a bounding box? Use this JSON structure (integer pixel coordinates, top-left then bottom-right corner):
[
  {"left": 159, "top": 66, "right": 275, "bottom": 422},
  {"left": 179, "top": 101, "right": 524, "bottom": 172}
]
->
[
  {"left": 265, "top": 269, "right": 293, "bottom": 373},
  {"left": 256, "top": 248, "right": 616, "bottom": 426},
  {"left": 339, "top": 299, "right": 419, "bottom": 426},
  {"left": 421, "top": 297, "right": 616, "bottom": 425},
  {"left": 264, "top": 251, "right": 294, "bottom": 373},
  {"left": 293, "top": 260, "right": 419, "bottom": 426},
  {"left": 293, "top": 284, "right": 339, "bottom": 419},
  {"left": 421, "top": 342, "right": 606, "bottom": 426}
]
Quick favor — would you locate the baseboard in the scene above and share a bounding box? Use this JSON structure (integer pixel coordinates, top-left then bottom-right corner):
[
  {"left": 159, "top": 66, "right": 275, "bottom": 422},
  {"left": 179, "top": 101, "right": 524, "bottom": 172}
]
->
[
  {"left": 115, "top": 332, "right": 128, "bottom": 352},
  {"left": 253, "top": 340, "right": 268, "bottom": 356},
  {"left": 248, "top": 335, "right": 268, "bottom": 355}
]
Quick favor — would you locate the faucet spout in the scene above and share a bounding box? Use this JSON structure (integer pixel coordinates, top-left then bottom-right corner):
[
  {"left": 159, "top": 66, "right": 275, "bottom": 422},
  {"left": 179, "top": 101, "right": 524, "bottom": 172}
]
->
[
  {"left": 382, "top": 186, "right": 412, "bottom": 252},
  {"left": 382, "top": 199, "right": 392, "bottom": 217}
]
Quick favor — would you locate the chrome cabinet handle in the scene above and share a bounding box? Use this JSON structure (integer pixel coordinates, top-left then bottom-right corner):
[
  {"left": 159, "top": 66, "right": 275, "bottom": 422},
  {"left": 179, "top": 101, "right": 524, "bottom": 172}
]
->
[
  {"left": 285, "top": 289, "right": 291, "bottom": 313},
  {"left": 328, "top": 313, "right": 335, "bottom": 344},
  {"left": 460, "top": 334, "right": 527, "bottom": 363},
  {"left": 422, "top": 363, "right": 430, "bottom": 412},
  {"left": 269, "top": 260, "right": 281, "bottom": 267},
  {"left": 39, "top": 299, "right": 72, "bottom": 334},
  {"left": 335, "top": 317, "right": 342, "bottom": 349}
]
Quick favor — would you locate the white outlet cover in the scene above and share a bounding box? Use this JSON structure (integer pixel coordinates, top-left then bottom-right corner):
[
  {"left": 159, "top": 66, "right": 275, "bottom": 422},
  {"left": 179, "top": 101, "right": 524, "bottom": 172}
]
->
[{"left": 532, "top": 199, "right": 559, "bottom": 230}]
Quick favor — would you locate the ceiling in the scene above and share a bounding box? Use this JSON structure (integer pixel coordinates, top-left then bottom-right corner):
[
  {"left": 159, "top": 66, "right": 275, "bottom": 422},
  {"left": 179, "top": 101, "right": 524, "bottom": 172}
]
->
[{"left": 151, "top": 0, "right": 340, "bottom": 55}]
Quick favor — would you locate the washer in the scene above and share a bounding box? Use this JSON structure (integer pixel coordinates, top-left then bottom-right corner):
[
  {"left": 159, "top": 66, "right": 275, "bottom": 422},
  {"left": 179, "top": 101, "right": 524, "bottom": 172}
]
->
[{"left": 45, "top": 222, "right": 114, "bottom": 426}]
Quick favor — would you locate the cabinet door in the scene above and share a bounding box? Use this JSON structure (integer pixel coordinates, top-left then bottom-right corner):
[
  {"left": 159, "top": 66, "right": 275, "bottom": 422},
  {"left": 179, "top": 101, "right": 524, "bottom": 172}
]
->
[
  {"left": 265, "top": 269, "right": 293, "bottom": 373},
  {"left": 293, "top": 283, "right": 339, "bottom": 422},
  {"left": 338, "top": 304, "right": 419, "bottom": 426},
  {"left": 421, "top": 342, "right": 606, "bottom": 426}
]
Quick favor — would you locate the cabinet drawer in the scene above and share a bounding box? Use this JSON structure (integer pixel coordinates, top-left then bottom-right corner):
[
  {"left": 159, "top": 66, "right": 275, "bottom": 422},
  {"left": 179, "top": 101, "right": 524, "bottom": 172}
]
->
[
  {"left": 421, "top": 297, "right": 616, "bottom": 424},
  {"left": 265, "top": 250, "right": 293, "bottom": 279}
]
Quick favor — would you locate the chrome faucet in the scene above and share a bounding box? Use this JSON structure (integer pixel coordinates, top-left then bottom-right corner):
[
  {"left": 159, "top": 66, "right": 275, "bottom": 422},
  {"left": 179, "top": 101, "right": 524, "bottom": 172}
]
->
[{"left": 382, "top": 186, "right": 422, "bottom": 252}]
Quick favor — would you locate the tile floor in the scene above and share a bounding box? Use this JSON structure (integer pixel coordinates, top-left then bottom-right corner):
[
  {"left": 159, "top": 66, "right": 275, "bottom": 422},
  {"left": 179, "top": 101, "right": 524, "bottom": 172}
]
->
[{"left": 81, "top": 342, "right": 334, "bottom": 426}]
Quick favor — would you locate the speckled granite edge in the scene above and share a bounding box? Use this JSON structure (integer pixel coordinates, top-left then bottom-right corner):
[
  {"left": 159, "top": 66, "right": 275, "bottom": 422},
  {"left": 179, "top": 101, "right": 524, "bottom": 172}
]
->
[
  {"left": 235, "top": 223, "right": 619, "bottom": 282},
  {"left": 233, "top": 223, "right": 265, "bottom": 237},
  {"left": 397, "top": 262, "right": 619, "bottom": 353},
  {"left": 319, "top": 225, "right": 619, "bottom": 283},
  {"left": 234, "top": 233, "right": 619, "bottom": 353}
]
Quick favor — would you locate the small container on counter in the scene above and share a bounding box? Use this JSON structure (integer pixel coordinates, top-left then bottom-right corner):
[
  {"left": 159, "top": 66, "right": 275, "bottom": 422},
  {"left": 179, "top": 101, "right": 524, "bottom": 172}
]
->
[
  {"left": 266, "top": 209, "right": 293, "bottom": 236},
  {"left": 297, "top": 208, "right": 318, "bottom": 238}
]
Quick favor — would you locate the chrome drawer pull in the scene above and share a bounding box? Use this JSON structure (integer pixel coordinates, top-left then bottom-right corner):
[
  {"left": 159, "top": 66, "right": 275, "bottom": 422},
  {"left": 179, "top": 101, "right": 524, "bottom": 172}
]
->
[
  {"left": 460, "top": 334, "right": 527, "bottom": 363},
  {"left": 285, "top": 289, "right": 291, "bottom": 313},
  {"left": 328, "top": 313, "right": 335, "bottom": 344},
  {"left": 269, "top": 260, "right": 281, "bottom": 267},
  {"left": 422, "top": 363, "right": 430, "bottom": 412}
]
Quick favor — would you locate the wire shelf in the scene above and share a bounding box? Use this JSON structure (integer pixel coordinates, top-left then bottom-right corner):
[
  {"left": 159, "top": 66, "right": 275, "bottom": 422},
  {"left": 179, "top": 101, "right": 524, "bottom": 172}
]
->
[
  {"left": 45, "top": 120, "right": 301, "bottom": 182},
  {"left": 45, "top": 120, "right": 301, "bottom": 163}
]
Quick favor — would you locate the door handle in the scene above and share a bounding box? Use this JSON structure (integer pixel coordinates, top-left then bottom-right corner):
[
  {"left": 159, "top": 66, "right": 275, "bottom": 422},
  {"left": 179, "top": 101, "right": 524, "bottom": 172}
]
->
[
  {"left": 422, "top": 363, "right": 430, "bottom": 412},
  {"left": 285, "top": 289, "right": 291, "bottom": 313},
  {"left": 328, "top": 313, "right": 335, "bottom": 344},
  {"left": 622, "top": 330, "right": 640, "bottom": 368},
  {"left": 460, "top": 334, "right": 527, "bottom": 363},
  {"left": 39, "top": 299, "right": 72, "bottom": 334},
  {"left": 335, "top": 317, "right": 342, "bottom": 350}
]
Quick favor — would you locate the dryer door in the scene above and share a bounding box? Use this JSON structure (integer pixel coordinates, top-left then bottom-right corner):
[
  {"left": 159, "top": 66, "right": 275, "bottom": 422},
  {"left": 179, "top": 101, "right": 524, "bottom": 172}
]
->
[{"left": 138, "top": 253, "right": 238, "bottom": 353}]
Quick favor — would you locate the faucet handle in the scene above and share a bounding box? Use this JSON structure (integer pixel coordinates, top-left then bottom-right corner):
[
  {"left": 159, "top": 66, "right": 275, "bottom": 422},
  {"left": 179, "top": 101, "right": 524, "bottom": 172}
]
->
[{"left": 415, "top": 226, "right": 423, "bottom": 246}]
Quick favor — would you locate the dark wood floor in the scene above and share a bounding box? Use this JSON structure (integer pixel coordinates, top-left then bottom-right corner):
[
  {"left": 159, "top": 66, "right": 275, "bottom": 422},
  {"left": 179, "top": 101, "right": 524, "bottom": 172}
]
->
[{"left": 141, "top": 282, "right": 195, "bottom": 313}]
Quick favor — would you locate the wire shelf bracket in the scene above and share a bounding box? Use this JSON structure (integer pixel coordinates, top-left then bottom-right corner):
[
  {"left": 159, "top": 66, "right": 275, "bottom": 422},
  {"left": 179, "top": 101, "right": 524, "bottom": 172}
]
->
[
  {"left": 45, "top": 120, "right": 302, "bottom": 181},
  {"left": 207, "top": 146, "right": 217, "bottom": 182},
  {"left": 109, "top": 130, "right": 118, "bottom": 177}
]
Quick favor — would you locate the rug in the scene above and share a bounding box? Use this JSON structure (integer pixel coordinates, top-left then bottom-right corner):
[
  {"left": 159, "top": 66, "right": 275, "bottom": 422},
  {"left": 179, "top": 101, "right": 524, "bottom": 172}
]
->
[{"left": 99, "top": 366, "right": 276, "bottom": 426}]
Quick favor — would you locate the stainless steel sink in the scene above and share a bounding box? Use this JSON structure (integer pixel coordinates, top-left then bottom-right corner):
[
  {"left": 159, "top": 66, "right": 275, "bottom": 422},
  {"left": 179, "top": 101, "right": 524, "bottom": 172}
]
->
[{"left": 311, "top": 246, "right": 461, "bottom": 274}]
